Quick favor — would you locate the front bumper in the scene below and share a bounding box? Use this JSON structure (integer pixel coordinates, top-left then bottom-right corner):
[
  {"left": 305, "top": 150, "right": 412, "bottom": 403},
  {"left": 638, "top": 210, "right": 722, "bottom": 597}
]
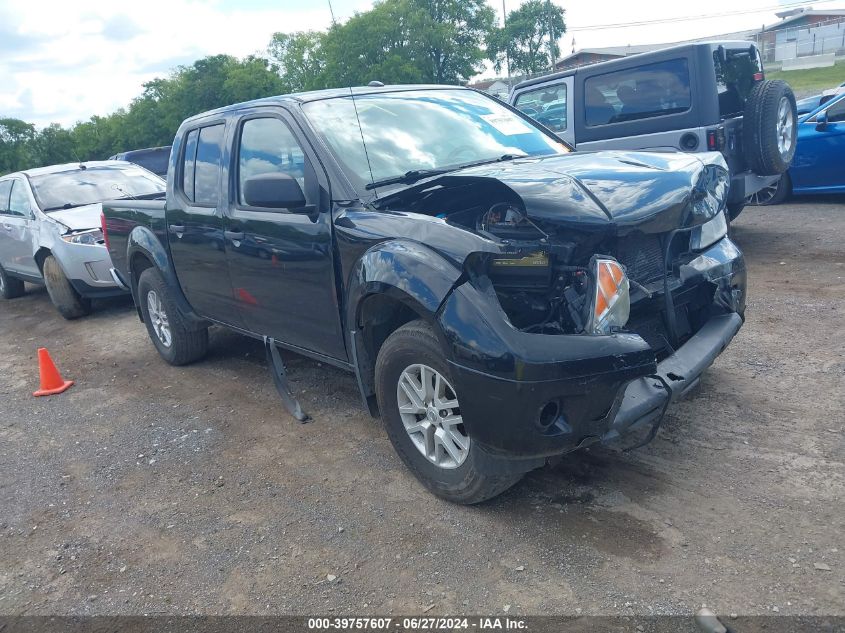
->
[{"left": 437, "top": 236, "right": 746, "bottom": 473}]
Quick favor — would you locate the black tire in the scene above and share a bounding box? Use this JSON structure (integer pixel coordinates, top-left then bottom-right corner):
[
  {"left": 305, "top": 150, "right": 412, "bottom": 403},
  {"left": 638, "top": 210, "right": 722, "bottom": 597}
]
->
[
  {"left": 375, "top": 319, "right": 522, "bottom": 504},
  {"left": 746, "top": 173, "right": 791, "bottom": 206},
  {"left": 743, "top": 80, "right": 797, "bottom": 176},
  {"left": 137, "top": 267, "right": 208, "bottom": 366},
  {"left": 727, "top": 202, "right": 746, "bottom": 221},
  {"left": 42, "top": 254, "right": 91, "bottom": 319},
  {"left": 0, "top": 265, "right": 26, "bottom": 299}
]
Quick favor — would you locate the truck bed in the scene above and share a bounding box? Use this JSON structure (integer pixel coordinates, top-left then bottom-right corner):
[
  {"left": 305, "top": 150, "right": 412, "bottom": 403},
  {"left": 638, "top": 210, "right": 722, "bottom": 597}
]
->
[{"left": 102, "top": 198, "right": 167, "bottom": 284}]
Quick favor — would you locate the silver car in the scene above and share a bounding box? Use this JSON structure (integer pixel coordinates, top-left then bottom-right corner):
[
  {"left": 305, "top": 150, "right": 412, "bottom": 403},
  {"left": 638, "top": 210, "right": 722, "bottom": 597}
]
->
[{"left": 0, "top": 161, "right": 165, "bottom": 319}]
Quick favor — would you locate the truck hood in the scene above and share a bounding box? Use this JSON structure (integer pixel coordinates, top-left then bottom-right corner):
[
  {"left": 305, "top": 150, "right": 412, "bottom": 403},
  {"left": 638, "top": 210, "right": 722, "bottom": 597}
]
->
[
  {"left": 46, "top": 203, "right": 103, "bottom": 232},
  {"left": 376, "top": 150, "right": 727, "bottom": 234}
]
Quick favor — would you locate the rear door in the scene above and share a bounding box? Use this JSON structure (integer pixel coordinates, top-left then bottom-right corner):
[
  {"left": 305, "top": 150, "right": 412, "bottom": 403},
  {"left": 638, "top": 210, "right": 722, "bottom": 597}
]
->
[
  {"left": 167, "top": 121, "right": 244, "bottom": 326},
  {"left": 223, "top": 109, "right": 346, "bottom": 361}
]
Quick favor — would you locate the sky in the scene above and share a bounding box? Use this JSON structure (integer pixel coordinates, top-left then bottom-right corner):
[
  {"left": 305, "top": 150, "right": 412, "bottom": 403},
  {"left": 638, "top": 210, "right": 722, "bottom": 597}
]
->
[{"left": 0, "top": 0, "right": 824, "bottom": 128}]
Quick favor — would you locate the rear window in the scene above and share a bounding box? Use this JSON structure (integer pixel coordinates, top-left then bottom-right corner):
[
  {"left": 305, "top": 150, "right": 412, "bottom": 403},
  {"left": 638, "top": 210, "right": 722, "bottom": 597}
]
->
[
  {"left": 180, "top": 124, "right": 224, "bottom": 206},
  {"left": 714, "top": 47, "right": 764, "bottom": 118},
  {"left": 584, "top": 58, "right": 691, "bottom": 127},
  {"left": 514, "top": 83, "right": 568, "bottom": 132}
]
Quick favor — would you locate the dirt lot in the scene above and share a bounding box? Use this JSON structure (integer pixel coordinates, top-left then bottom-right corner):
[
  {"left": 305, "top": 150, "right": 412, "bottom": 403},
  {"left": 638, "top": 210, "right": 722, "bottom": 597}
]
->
[{"left": 1, "top": 199, "right": 843, "bottom": 621}]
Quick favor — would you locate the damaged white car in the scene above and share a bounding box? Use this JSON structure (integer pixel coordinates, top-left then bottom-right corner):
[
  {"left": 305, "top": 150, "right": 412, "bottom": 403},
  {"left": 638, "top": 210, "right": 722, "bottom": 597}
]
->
[{"left": 0, "top": 161, "right": 165, "bottom": 318}]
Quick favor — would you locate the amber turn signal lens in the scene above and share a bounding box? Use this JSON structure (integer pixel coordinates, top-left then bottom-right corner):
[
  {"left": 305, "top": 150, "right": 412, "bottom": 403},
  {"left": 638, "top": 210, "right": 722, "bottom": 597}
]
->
[{"left": 588, "top": 258, "right": 630, "bottom": 335}]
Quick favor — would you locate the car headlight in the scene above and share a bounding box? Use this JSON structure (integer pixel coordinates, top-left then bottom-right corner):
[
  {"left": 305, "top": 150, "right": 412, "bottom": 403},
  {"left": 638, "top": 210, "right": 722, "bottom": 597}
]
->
[
  {"left": 61, "top": 229, "right": 104, "bottom": 246},
  {"left": 690, "top": 164, "right": 729, "bottom": 223},
  {"left": 690, "top": 211, "right": 728, "bottom": 251},
  {"left": 586, "top": 257, "right": 630, "bottom": 335}
]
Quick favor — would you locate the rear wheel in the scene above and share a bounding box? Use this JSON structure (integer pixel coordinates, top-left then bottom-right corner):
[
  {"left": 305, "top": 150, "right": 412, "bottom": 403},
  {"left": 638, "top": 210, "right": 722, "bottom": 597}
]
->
[
  {"left": 137, "top": 267, "right": 208, "bottom": 365},
  {"left": 746, "top": 173, "right": 791, "bottom": 206},
  {"left": 0, "top": 265, "right": 26, "bottom": 299},
  {"left": 375, "top": 320, "right": 523, "bottom": 504},
  {"left": 743, "top": 80, "right": 797, "bottom": 176},
  {"left": 42, "top": 254, "right": 91, "bottom": 319}
]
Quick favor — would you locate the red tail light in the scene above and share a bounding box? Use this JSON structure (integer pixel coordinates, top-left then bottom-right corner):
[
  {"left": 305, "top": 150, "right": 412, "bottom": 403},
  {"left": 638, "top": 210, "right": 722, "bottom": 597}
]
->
[
  {"left": 100, "top": 212, "right": 111, "bottom": 251},
  {"left": 706, "top": 129, "right": 718, "bottom": 151},
  {"left": 753, "top": 72, "right": 764, "bottom": 81}
]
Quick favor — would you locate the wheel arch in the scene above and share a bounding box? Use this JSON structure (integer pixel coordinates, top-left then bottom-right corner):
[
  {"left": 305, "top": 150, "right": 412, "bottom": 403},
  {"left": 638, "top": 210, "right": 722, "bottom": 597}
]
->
[
  {"left": 126, "top": 226, "right": 206, "bottom": 326},
  {"left": 346, "top": 240, "right": 465, "bottom": 417}
]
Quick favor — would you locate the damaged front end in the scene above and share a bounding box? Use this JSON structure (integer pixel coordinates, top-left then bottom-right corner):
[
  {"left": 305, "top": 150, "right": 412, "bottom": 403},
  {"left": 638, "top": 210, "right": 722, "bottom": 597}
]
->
[{"left": 365, "top": 150, "right": 746, "bottom": 468}]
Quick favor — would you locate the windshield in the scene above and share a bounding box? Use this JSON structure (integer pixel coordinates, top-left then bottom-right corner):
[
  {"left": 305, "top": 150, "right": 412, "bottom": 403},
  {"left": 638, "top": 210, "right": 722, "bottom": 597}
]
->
[
  {"left": 302, "top": 89, "right": 569, "bottom": 194},
  {"left": 30, "top": 164, "right": 165, "bottom": 211}
]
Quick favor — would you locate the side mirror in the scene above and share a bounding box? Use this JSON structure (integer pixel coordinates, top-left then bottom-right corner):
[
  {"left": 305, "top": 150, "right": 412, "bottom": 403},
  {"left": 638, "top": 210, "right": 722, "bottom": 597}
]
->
[
  {"left": 816, "top": 110, "right": 828, "bottom": 131},
  {"left": 243, "top": 173, "right": 310, "bottom": 211}
]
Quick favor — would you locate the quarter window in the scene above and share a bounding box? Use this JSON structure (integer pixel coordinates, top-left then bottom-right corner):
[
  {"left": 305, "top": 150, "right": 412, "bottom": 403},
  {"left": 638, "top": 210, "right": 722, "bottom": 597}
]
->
[
  {"left": 237, "top": 118, "right": 309, "bottom": 207},
  {"left": 514, "top": 83, "right": 568, "bottom": 132},
  {"left": 8, "top": 181, "right": 32, "bottom": 217},
  {"left": 0, "top": 180, "right": 11, "bottom": 214},
  {"left": 584, "top": 58, "right": 691, "bottom": 127},
  {"left": 180, "top": 124, "right": 224, "bottom": 205}
]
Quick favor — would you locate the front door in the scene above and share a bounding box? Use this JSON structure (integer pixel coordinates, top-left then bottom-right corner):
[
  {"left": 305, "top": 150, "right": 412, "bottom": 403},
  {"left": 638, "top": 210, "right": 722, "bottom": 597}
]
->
[
  {"left": 0, "top": 179, "right": 39, "bottom": 278},
  {"left": 791, "top": 97, "right": 845, "bottom": 192},
  {"left": 167, "top": 122, "right": 243, "bottom": 326},
  {"left": 224, "top": 111, "right": 346, "bottom": 361}
]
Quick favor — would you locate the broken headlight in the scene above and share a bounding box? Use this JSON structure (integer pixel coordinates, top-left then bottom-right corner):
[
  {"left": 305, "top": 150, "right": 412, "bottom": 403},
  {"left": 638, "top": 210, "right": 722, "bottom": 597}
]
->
[
  {"left": 586, "top": 257, "right": 630, "bottom": 335},
  {"left": 690, "top": 164, "right": 729, "bottom": 223},
  {"left": 690, "top": 211, "right": 727, "bottom": 251},
  {"left": 61, "top": 229, "right": 104, "bottom": 246}
]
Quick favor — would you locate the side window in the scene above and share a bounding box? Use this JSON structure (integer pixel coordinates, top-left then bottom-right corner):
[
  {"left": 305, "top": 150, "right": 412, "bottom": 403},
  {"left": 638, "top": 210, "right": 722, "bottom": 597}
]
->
[
  {"left": 827, "top": 99, "right": 845, "bottom": 123},
  {"left": 584, "top": 58, "right": 691, "bottom": 127},
  {"left": 194, "top": 125, "right": 224, "bottom": 205},
  {"left": 8, "top": 181, "right": 32, "bottom": 217},
  {"left": 514, "top": 83, "right": 567, "bottom": 132},
  {"left": 181, "top": 129, "right": 198, "bottom": 202},
  {"left": 0, "top": 180, "right": 11, "bottom": 214},
  {"left": 238, "top": 118, "right": 310, "bottom": 207}
]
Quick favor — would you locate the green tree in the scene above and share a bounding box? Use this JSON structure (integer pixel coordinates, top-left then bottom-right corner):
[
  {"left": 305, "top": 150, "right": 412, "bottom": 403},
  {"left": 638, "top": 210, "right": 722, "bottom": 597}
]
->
[
  {"left": 489, "top": 0, "right": 566, "bottom": 77},
  {"left": 0, "top": 118, "right": 36, "bottom": 174},
  {"left": 268, "top": 31, "right": 328, "bottom": 92},
  {"left": 412, "top": 0, "right": 496, "bottom": 84}
]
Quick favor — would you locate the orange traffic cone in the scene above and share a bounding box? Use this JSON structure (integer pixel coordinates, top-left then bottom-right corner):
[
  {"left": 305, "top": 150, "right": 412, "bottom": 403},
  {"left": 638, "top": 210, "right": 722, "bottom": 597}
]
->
[{"left": 33, "top": 348, "right": 74, "bottom": 397}]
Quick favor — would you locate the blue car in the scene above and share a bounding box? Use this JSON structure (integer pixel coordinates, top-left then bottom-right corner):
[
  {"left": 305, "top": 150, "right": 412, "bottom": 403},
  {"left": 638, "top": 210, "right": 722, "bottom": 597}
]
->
[{"left": 747, "top": 91, "right": 845, "bottom": 205}]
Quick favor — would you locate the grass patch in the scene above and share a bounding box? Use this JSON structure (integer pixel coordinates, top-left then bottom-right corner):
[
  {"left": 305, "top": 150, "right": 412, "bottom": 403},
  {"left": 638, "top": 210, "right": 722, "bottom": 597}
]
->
[{"left": 766, "top": 61, "right": 845, "bottom": 96}]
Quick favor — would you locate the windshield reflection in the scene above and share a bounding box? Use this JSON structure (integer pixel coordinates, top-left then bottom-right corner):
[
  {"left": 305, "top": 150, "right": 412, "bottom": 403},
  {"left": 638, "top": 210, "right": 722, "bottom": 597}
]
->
[
  {"left": 30, "top": 164, "right": 165, "bottom": 211},
  {"left": 302, "top": 89, "right": 568, "bottom": 193}
]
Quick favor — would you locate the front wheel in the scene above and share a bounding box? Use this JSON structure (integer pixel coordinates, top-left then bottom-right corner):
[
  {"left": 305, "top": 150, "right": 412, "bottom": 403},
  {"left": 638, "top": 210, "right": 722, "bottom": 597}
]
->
[
  {"left": 375, "top": 320, "right": 522, "bottom": 504},
  {"left": 42, "top": 255, "right": 91, "bottom": 319},
  {"left": 137, "top": 267, "right": 208, "bottom": 366}
]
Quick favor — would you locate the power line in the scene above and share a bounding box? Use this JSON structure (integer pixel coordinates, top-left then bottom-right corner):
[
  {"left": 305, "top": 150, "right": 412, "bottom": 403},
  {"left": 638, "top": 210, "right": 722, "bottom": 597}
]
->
[{"left": 568, "top": 0, "right": 842, "bottom": 32}]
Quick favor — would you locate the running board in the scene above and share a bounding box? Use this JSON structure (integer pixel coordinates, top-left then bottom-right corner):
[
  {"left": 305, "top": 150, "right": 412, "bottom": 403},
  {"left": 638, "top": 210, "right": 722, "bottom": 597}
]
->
[{"left": 264, "top": 336, "right": 310, "bottom": 423}]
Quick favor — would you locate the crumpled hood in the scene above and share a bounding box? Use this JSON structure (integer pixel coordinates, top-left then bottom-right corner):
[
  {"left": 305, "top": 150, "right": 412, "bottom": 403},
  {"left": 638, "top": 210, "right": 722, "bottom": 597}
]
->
[
  {"left": 46, "top": 203, "right": 103, "bottom": 231},
  {"left": 379, "top": 150, "right": 726, "bottom": 234}
]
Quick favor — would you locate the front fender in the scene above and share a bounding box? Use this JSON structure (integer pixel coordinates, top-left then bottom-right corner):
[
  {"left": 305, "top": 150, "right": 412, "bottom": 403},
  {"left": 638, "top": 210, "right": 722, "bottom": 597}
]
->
[
  {"left": 345, "top": 239, "right": 464, "bottom": 330},
  {"left": 126, "top": 225, "right": 204, "bottom": 325}
]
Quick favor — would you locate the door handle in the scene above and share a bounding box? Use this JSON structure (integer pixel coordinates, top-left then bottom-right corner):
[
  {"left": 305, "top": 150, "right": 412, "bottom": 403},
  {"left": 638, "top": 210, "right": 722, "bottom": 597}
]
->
[
  {"left": 168, "top": 224, "right": 185, "bottom": 234},
  {"left": 2, "top": 224, "right": 12, "bottom": 231},
  {"left": 224, "top": 230, "right": 245, "bottom": 241}
]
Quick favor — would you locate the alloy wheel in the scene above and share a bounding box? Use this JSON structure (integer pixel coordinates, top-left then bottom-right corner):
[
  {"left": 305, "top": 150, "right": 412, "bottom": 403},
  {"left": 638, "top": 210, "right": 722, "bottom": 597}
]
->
[
  {"left": 777, "top": 97, "right": 795, "bottom": 158},
  {"left": 746, "top": 179, "right": 780, "bottom": 206},
  {"left": 146, "top": 290, "right": 172, "bottom": 348},
  {"left": 396, "top": 363, "right": 469, "bottom": 469}
]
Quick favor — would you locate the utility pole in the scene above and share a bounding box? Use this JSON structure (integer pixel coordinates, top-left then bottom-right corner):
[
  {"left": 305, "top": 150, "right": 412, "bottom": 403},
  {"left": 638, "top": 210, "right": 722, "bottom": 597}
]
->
[
  {"left": 547, "top": 0, "right": 557, "bottom": 71},
  {"left": 327, "top": 0, "right": 337, "bottom": 25},
  {"left": 503, "top": 0, "right": 511, "bottom": 89}
]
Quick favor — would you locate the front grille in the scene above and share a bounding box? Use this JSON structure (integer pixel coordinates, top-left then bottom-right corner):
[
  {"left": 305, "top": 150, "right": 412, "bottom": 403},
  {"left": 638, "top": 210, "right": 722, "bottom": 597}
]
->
[{"left": 615, "top": 233, "right": 665, "bottom": 284}]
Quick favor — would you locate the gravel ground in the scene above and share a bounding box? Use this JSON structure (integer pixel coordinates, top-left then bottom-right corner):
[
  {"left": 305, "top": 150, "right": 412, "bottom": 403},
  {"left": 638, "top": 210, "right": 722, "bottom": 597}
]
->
[{"left": 0, "top": 198, "right": 843, "bottom": 621}]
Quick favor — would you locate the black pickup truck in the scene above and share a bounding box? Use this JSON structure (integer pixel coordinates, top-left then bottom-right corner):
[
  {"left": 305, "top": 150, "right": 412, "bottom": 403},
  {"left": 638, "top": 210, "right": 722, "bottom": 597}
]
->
[{"left": 103, "top": 85, "right": 746, "bottom": 504}]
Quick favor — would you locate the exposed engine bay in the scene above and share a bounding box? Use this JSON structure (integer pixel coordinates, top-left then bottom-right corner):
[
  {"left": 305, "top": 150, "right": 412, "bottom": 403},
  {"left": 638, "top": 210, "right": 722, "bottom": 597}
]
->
[{"left": 373, "top": 173, "right": 727, "bottom": 348}]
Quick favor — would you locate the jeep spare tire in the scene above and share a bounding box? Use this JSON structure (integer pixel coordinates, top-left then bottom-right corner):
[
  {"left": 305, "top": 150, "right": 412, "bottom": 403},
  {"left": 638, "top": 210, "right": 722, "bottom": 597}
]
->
[{"left": 743, "top": 80, "right": 797, "bottom": 176}]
